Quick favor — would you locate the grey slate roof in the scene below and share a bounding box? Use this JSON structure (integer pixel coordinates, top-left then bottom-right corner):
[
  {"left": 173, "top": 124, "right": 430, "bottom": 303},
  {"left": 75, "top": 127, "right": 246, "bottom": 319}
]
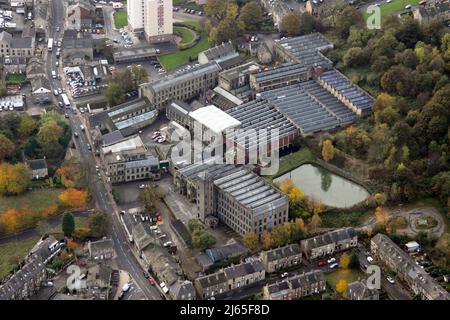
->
[
  {"left": 169, "top": 280, "right": 195, "bottom": 300},
  {"left": 124, "top": 157, "right": 159, "bottom": 169},
  {"left": 302, "top": 228, "right": 357, "bottom": 251},
  {"left": 205, "top": 240, "right": 249, "bottom": 263},
  {"left": 263, "top": 244, "right": 301, "bottom": 262},
  {"left": 196, "top": 271, "right": 227, "bottom": 288},
  {"left": 27, "top": 159, "right": 47, "bottom": 170},
  {"left": 201, "top": 42, "right": 235, "bottom": 61},
  {"left": 224, "top": 259, "right": 264, "bottom": 279}
]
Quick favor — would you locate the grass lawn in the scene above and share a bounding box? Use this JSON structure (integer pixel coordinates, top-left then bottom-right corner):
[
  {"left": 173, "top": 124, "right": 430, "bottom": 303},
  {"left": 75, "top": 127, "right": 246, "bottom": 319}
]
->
[
  {"left": 0, "top": 236, "right": 40, "bottom": 280},
  {"left": 363, "top": 0, "right": 421, "bottom": 22},
  {"left": 177, "top": 20, "right": 201, "bottom": 31},
  {"left": 5, "top": 73, "right": 27, "bottom": 85},
  {"left": 114, "top": 10, "right": 128, "bottom": 29},
  {"left": 326, "top": 268, "right": 367, "bottom": 289},
  {"left": 0, "top": 188, "right": 62, "bottom": 214},
  {"left": 321, "top": 210, "right": 372, "bottom": 228},
  {"left": 174, "top": 26, "right": 196, "bottom": 45},
  {"left": 271, "top": 148, "right": 315, "bottom": 179},
  {"left": 49, "top": 216, "right": 90, "bottom": 235},
  {"left": 159, "top": 32, "right": 209, "bottom": 70}
]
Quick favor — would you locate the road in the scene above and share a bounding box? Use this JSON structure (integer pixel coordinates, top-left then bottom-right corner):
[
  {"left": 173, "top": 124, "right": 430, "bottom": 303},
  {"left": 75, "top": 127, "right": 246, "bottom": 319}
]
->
[{"left": 47, "top": 0, "right": 161, "bottom": 300}]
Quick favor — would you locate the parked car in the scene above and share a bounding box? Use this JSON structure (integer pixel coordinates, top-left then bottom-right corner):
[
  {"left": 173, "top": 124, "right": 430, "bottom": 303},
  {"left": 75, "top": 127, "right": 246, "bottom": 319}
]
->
[
  {"left": 386, "top": 276, "right": 395, "bottom": 284},
  {"left": 367, "top": 256, "right": 374, "bottom": 263},
  {"left": 281, "top": 272, "right": 289, "bottom": 278},
  {"left": 317, "top": 259, "right": 327, "bottom": 267},
  {"left": 327, "top": 257, "right": 336, "bottom": 264},
  {"left": 329, "top": 263, "right": 339, "bottom": 269},
  {"left": 143, "top": 271, "right": 150, "bottom": 279}
]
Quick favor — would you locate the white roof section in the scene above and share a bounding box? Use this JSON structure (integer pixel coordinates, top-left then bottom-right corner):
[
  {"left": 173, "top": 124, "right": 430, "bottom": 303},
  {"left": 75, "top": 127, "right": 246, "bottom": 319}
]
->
[
  {"left": 189, "top": 105, "right": 241, "bottom": 134},
  {"left": 101, "top": 135, "right": 144, "bottom": 154},
  {"left": 213, "top": 86, "right": 244, "bottom": 106}
]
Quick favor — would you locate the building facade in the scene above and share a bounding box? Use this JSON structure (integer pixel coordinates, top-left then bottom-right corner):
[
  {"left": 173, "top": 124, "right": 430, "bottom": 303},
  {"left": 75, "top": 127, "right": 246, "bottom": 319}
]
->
[
  {"left": 260, "top": 244, "right": 302, "bottom": 273},
  {"left": 128, "top": 0, "right": 173, "bottom": 42},
  {"left": 300, "top": 228, "right": 358, "bottom": 260}
]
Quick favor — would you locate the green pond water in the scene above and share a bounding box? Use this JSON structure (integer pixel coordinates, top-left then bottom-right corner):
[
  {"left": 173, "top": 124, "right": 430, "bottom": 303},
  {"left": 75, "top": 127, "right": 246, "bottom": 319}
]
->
[{"left": 274, "top": 164, "right": 370, "bottom": 208}]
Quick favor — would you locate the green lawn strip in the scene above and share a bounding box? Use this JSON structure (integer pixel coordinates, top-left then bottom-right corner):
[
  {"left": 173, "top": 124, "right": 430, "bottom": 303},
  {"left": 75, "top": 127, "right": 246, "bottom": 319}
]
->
[
  {"left": 325, "top": 268, "right": 367, "bottom": 289},
  {"left": 48, "top": 216, "right": 90, "bottom": 235},
  {"left": 0, "top": 236, "right": 40, "bottom": 280},
  {"left": 174, "top": 26, "right": 195, "bottom": 45},
  {"left": 176, "top": 20, "right": 201, "bottom": 31},
  {"left": 114, "top": 10, "right": 128, "bottom": 29},
  {"left": 363, "top": 0, "right": 421, "bottom": 21},
  {"left": 271, "top": 148, "right": 315, "bottom": 179},
  {"left": 0, "top": 188, "right": 63, "bottom": 213},
  {"left": 5, "top": 73, "right": 27, "bottom": 85},
  {"left": 159, "top": 32, "right": 209, "bottom": 70}
]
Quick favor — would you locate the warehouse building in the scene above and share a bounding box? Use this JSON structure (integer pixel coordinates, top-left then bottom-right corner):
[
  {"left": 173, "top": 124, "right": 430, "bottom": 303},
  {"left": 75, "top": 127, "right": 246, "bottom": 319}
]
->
[
  {"left": 174, "top": 161, "right": 289, "bottom": 236},
  {"left": 141, "top": 61, "right": 222, "bottom": 109},
  {"left": 273, "top": 33, "right": 334, "bottom": 70}
]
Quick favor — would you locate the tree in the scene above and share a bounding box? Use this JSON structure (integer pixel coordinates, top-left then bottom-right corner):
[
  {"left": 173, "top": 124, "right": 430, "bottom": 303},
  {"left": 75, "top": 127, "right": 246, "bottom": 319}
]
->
[
  {"left": 288, "top": 186, "right": 305, "bottom": 205},
  {"left": 188, "top": 219, "right": 204, "bottom": 233},
  {"left": 261, "top": 230, "right": 273, "bottom": 250},
  {"left": 335, "top": 6, "right": 364, "bottom": 38},
  {"left": 59, "top": 188, "right": 88, "bottom": 209},
  {"left": 61, "top": 212, "right": 75, "bottom": 237},
  {"left": 141, "top": 186, "right": 164, "bottom": 211},
  {"left": 340, "top": 252, "right": 350, "bottom": 269},
  {"left": 0, "top": 163, "right": 30, "bottom": 195},
  {"left": 17, "top": 115, "right": 36, "bottom": 140},
  {"left": 105, "top": 81, "right": 125, "bottom": 107},
  {"left": 1, "top": 208, "right": 20, "bottom": 233},
  {"left": 204, "top": 0, "right": 228, "bottom": 19},
  {"left": 36, "top": 121, "right": 64, "bottom": 158},
  {"left": 279, "top": 178, "right": 294, "bottom": 194},
  {"left": 130, "top": 65, "right": 149, "bottom": 88},
  {"left": 281, "top": 11, "right": 301, "bottom": 36},
  {"left": 343, "top": 47, "right": 366, "bottom": 67},
  {"left": 271, "top": 225, "right": 290, "bottom": 247},
  {"left": 299, "top": 12, "right": 315, "bottom": 34},
  {"left": 322, "top": 139, "right": 335, "bottom": 162},
  {"left": 349, "top": 251, "right": 360, "bottom": 269},
  {"left": 192, "top": 229, "right": 216, "bottom": 250},
  {"left": 336, "top": 279, "right": 348, "bottom": 295},
  {"left": 308, "top": 213, "right": 322, "bottom": 232},
  {"left": 0, "top": 134, "right": 15, "bottom": 160},
  {"left": 238, "top": 1, "right": 262, "bottom": 31},
  {"left": 374, "top": 206, "right": 389, "bottom": 226},
  {"left": 88, "top": 210, "right": 110, "bottom": 238},
  {"left": 243, "top": 232, "right": 259, "bottom": 252}
]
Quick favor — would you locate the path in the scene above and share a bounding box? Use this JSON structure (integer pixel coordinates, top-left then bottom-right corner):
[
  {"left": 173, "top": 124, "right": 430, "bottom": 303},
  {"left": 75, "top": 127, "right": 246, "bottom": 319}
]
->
[{"left": 358, "top": 206, "right": 446, "bottom": 238}]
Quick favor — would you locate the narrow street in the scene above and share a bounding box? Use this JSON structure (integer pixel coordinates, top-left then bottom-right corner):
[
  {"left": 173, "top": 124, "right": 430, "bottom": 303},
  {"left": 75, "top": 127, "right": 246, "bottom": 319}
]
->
[{"left": 46, "top": 0, "right": 161, "bottom": 300}]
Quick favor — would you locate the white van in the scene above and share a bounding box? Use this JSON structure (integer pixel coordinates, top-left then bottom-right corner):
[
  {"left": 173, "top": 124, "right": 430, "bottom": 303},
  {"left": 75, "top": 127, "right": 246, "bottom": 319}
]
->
[
  {"left": 122, "top": 283, "right": 130, "bottom": 292},
  {"left": 52, "top": 70, "right": 57, "bottom": 79}
]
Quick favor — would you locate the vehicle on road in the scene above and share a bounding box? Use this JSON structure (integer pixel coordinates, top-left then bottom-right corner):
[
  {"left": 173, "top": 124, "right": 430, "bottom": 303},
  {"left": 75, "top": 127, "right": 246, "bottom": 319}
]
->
[
  {"left": 386, "top": 276, "right": 395, "bottom": 284},
  {"left": 80, "top": 125, "right": 85, "bottom": 131},
  {"left": 160, "top": 282, "right": 169, "bottom": 294},
  {"left": 52, "top": 70, "right": 57, "bottom": 79},
  {"left": 367, "top": 256, "right": 374, "bottom": 263},
  {"left": 148, "top": 277, "right": 155, "bottom": 286},
  {"left": 48, "top": 38, "right": 53, "bottom": 51},
  {"left": 143, "top": 271, "right": 150, "bottom": 279},
  {"left": 122, "top": 283, "right": 130, "bottom": 293},
  {"left": 317, "top": 259, "right": 327, "bottom": 267},
  {"left": 74, "top": 132, "right": 79, "bottom": 138}
]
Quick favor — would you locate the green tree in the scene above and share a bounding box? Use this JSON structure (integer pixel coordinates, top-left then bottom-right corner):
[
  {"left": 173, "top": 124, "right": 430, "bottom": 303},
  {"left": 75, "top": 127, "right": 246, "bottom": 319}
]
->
[
  {"left": 238, "top": 1, "right": 262, "bottom": 31},
  {"left": 61, "top": 212, "right": 75, "bottom": 237},
  {"left": 88, "top": 210, "right": 110, "bottom": 238},
  {"left": 140, "top": 186, "right": 164, "bottom": 211},
  {"left": 130, "top": 65, "right": 149, "bottom": 88},
  {"left": 243, "top": 232, "right": 259, "bottom": 252},
  {"left": 192, "top": 229, "right": 216, "bottom": 250},
  {"left": 281, "top": 11, "right": 301, "bottom": 36},
  {"left": 17, "top": 115, "right": 36, "bottom": 140},
  {"left": 349, "top": 251, "right": 360, "bottom": 269},
  {"left": 0, "top": 134, "right": 15, "bottom": 160},
  {"left": 343, "top": 47, "right": 366, "bottom": 67},
  {"left": 299, "top": 12, "right": 315, "bottom": 34},
  {"left": 105, "top": 81, "right": 125, "bottom": 106}
]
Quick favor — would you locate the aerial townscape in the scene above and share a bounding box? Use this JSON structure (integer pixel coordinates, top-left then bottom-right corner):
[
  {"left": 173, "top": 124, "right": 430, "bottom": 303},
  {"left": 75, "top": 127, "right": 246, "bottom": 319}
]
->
[{"left": 0, "top": 0, "right": 449, "bottom": 303}]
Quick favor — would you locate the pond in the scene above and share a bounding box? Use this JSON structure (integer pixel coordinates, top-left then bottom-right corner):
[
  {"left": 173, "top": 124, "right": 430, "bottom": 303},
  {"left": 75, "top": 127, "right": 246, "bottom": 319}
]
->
[{"left": 274, "top": 164, "right": 370, "bottom": 208}]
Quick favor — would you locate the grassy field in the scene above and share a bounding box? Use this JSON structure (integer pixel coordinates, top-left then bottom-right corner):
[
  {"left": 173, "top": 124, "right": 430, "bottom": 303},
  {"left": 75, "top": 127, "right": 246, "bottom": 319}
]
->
[
  {"left": 159, "top": 31, "right": 209, "bottom": 70},
  {"left": 0, "top": 236, "right": 40, "bottom": 280},
  {"left": 321, "top": 210, "right": 372, "bottom": 228},
  {"left": 114, "top": 10, "right": 128, "bottom": 29},
  {"left": 326, "top": 268, "right": 367, "bottom": 289},
  {"left": 0, "top": 188, "right": 62, "bottom": 213},
  {"left": 5, "top": 73, "right": 27, "bottom": 85},
  {"left": 174, "top": 26, "right": 196, "bottom": 45},
  {"left": 178, "top": 20, "right": 201, "bottom": 31},
  {"left": 363, "top": 0, "right": 421, "bottom": 22}
]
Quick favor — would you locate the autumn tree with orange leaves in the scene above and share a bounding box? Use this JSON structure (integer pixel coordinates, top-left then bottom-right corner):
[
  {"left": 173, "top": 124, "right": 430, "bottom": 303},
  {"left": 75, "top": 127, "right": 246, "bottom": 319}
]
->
[
  {"left": 59, "top": 188, "right": 88, "bottom": 209},
  {"left": 0, "top": 163, "right": 30, "bottom": 195}
]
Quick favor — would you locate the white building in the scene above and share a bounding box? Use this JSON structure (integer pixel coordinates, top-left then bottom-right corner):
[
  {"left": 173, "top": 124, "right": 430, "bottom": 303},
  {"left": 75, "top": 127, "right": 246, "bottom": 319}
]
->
[{"left": 127, "top": 0, "right": 173, "bottom": 42}]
